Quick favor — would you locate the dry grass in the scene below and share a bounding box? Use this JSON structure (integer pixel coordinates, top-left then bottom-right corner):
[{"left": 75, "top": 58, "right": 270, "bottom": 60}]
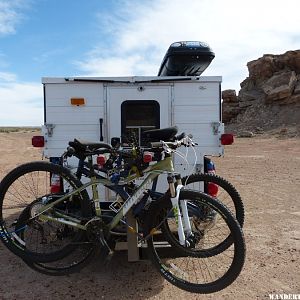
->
[{"left": 0, "top": 127, "right": 41, "bottom": 133}]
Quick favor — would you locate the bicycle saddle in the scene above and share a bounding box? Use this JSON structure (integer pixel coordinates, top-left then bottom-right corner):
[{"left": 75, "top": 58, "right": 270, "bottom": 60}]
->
[
  {"left": 69, "top": 139, "right": 112, "bottom": 152},
  {"left": 142, "top": 126, "right": 178, "bottom": 142}
]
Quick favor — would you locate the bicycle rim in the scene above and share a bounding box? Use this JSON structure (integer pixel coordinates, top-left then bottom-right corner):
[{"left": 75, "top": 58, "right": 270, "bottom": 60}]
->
[
  {"left": 0, "top": 161, "right": 90, "bottom": 263},
  {"left": 23, "top": 243, "right": 97, "bottom": 276},
  {"left": 182, "top": 173, "right": 244, "bottom": 227},
  {"left": 146, "top": 190, "right": 246, "bottom": 294}
]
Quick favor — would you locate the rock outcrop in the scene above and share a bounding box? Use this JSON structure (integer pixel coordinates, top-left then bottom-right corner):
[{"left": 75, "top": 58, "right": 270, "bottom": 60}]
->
[
  {"left": 221, "top": 89, "right": 240, "bottom": 123},
  {"left": 262, "top": 71, "right": 297, "bottom": 103},
  {"left": 222, "top": 50, "right": 300, "bottom": 136}
]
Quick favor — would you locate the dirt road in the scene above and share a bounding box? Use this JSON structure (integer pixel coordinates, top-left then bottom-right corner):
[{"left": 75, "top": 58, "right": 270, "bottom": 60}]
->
[{"left": 0, "top": 132, "right": 299, "bottom": 299}]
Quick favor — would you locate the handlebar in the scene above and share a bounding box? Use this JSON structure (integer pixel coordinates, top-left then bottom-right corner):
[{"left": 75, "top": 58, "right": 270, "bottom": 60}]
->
[
  {"left": 62, "top": 132, "right": 196, "bottom": 160},
  {"left": 62, "top": 146, "right": 112, "bottom": 159},
  {"left": 150, "top": 133, "right": 197, "bottom": 152}
]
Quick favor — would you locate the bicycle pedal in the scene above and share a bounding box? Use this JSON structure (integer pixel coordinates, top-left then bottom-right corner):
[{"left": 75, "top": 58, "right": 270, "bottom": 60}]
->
[
  {"left": 105, "top": 250, "right": 114, "bottom": 261},
  {"left": 99, "top": 246, "right": 114, "bottom": 265}
]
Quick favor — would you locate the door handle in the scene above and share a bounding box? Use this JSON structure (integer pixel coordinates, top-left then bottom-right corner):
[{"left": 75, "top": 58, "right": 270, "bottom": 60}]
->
[{"left": 99, "top": 118, "right": 104, "bottom": 141}]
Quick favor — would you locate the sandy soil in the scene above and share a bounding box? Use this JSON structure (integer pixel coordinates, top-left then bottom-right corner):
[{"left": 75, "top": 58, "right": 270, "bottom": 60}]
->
[{"left": 0, "top": 131, "right": 299, "bottom": 300}]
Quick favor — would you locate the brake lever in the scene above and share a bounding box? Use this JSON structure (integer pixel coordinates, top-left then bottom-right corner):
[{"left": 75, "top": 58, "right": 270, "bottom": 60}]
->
[
  {"left": 162, "top": 141, "right": 173, "bottom": 154},
  {"left": 182, "top": 136, "right": 197, "bottom": 147}
]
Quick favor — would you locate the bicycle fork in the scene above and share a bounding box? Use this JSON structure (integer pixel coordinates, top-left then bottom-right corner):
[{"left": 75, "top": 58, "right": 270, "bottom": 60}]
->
[{"left": 168, "top": 174, "right": 192, "bottom": 246}]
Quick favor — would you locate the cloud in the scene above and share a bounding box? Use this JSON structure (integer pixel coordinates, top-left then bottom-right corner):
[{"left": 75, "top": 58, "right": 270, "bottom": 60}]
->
[
  {"left": 0, "top": 71, "right": 17, "bottom": 82},
  {"left": 0, "top": 0, "right": 27, "bottom": 36},
  {"left": 76, "top": 0, "right": 300, "bottom": 91},
  {"left": 0, "top": 77, "right": 43, "bottom": 126},
  {"left": 0, "top": 1, "right": 42, "bottom": 126}
]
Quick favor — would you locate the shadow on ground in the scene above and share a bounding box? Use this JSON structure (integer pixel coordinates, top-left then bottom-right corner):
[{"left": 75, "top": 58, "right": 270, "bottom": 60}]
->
[{"left": 0, "top": 246, "right": 164, "bottom": 300}]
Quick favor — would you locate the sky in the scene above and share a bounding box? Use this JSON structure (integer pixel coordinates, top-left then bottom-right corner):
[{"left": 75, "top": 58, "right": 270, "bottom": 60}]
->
[{"left": 0, "top": 0, "right": 299, "bottom": 126}]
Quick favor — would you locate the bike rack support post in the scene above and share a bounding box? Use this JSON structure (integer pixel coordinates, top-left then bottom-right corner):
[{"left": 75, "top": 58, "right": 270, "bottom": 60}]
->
[{"left": 126, "top": 209, "right": 140, "bottom": 262}]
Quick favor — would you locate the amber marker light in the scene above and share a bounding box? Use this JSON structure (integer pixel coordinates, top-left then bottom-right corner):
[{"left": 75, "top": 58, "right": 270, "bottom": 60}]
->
[{"left": 70, "top": 98, "right": 85, "bottom": 106}]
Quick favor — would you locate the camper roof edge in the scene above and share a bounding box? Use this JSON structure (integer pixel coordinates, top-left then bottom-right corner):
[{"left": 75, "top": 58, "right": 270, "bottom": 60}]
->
[{"left": 41, "top": 76, "right": 222, "bottom": 84}]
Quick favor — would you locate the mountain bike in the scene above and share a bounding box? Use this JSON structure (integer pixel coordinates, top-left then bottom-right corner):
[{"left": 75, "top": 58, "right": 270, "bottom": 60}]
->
[
  {"left": 26, "top": 138, "right": 244, "bottom": 277},
  {"left": 0, "top": 129, "right": 246, "bottom": 293},
  {"left": 66, "top": 129, "right": 244, "bottom": 257}
]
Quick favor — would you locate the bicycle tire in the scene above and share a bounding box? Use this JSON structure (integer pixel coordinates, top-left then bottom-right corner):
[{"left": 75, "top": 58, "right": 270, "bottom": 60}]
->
[
  {"left": 23, "top": 244, "right": 97, "bottom": 276},
  {"left": 0, "top": 161, "right": 91, "bottom": 263},
  {"left": 15, "top": 196, "right": 96, "bottom": 275},
  {"left": 160, "top": 173, "right": 244, "bottom": 255},
  {"left": 182, "top": 173, "right": 244, "bottom": 227},
  {"left": 145, "top": 190, "right": 246, "bottom": 294}
]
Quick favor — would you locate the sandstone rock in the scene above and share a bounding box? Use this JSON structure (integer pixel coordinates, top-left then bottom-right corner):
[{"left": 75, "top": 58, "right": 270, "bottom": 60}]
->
[
  {"left": 279, "top": 128, "right": 288, "bottom": 135},
  {"left": 222, "top": 89, "right": 242, "bottom": 122},
  {"left": 238, "top": 131, "right": 254, "bottom": 138},
  {"left": 240, "top": 77, "right": 253, "bottom": 89},
  {"left": 222, "top": 89, "right": 238, "bottom": 102},
  {"left": 294, "top": 80, "right": 300, "bottom": 94},
  {"left": 262, "top": 71, "right": 297, "bottom": 102},
  {"left": 281, "top": 50, "right": 300, "bottom": 73},
  {"left": 247, "top": 51, "right": 300, "bottom": 81},
  {"left": 280, "top": 94, "right": 300, "bottom": 105},
  {"left": 223, "top": 50, "right": 300, "bottom": 128},
  {"left": 238, "top": 90, "right": 264, "bottom": 102},
  {"left": 239, "top": 100, "right": 256, "bottom": 108},
  {"left": 254, "top": 127, "right": 264, "bottom": 134},
  {"left": 222, "top": 105, "right": 242, "bottom": 123},
  {"left": 247, "top": 55, "right": 275, "bottom": 82}
]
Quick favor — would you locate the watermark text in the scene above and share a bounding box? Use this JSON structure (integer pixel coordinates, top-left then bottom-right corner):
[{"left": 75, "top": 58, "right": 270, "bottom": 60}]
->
[{"left": 269, "top": 294, "right": 300, "bottom": 300}]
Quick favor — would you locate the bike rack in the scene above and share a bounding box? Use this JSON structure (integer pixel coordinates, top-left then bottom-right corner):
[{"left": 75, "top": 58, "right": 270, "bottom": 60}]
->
[
  {"left": 117, "top": 209, "right": 175, "bottom": 262},
  {"left": 113, "top": 209, "right": 140, "bottom": 261},
  {"left": 126, "top": 209, "right": 140, "bottom": 261}
]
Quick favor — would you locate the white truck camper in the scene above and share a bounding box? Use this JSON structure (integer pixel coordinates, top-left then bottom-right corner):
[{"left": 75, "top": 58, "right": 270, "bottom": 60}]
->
[
  {"left": 41, "top": 75, "right": 226, "bottom": 178},
  {"left": 34, "top": 41, "right": 234, "bottom": 260}
]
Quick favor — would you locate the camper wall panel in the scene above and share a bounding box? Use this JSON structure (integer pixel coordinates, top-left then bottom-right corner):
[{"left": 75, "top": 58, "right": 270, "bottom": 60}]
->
[
  {"left": 174, "top": 105, "right": 218, "bottom": 123},
  {"left": 44, "top": 124, "right": 101, "bottom": 157},
  {"left": 45, "top": 124, "right": 101, "bottom": 140},
  {"left": 175, "top": 123, "right": 221, "bottom": 144},
  {"left": 45, "top": 106, "right": 103, "bottom": 125},
  {"left": 172, "top": 123, "right": 223, "bottom": 162},
  {"left": 45, "top": 83, "right": 104, "bottom": 107},
  {"left": 173, "top": 144, "right": 223, "bottom": 166},
  {"left": 173, "top": 82, "right": 219, "bottom": 105}
]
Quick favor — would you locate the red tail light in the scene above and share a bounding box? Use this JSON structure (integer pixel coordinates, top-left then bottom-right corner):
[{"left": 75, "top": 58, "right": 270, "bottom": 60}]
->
[
  {"left": 97, "top": 155, "right": 107, "bottom": 166},
  {"left": 221, "top": 133, "right": 234, "bottom": 145},
  {"left": 143, "top": 152, "right": 153, "bottom": 163},
  {"left": 50, "top": 174, "right": 61, "bottom": 193},
  {"left": 32, "top": 136, "right": 45, "bottom": 147},
  {"left": 208, "top": 182, "right": 219, "bottom": 197}
]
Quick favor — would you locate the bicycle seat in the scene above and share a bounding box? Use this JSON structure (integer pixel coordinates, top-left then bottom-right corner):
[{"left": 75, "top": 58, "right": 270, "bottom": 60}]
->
[
  {"left": 69, "top": 139, "right": 112, "bottom": 152},
  {"left": 142, "top": 126, "right": 178, "bottom": 142}
]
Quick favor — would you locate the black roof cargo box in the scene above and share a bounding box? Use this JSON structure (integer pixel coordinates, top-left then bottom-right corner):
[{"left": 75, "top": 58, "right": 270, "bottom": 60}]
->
[{"left": 158, "top": 41, "right": 215, "bottom": 76}]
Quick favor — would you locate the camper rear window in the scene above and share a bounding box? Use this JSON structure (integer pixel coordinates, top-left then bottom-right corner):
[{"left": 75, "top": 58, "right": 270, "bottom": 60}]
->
[{"left": 121, "top": 100, "right": 160, "bottom": 145}]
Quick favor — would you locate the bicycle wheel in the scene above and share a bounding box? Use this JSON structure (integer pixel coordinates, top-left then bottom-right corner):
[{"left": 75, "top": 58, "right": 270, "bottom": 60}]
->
[
  {"left": 160, "top": 174, "right": 244, "bottom": 255},
  {"left": 23, "top": 244, "right": 97, "bottom": 276},
  {"left": 182, "top": 173, "right": 244, "bottom": 226},
  {"left": 14, "top": 197, "right": 96, "bottom": 275},
  {"left": 0, "top": 161, "right": 91, "bottom": 263},
  {"left": 145, "top": 190, "right": 246, "bottom": 294}
]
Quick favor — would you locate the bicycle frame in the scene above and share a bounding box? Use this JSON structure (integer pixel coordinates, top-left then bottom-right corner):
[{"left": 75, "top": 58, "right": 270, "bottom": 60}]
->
[{"left": 36, "top": 156, "right": 189, "bottom": 237}]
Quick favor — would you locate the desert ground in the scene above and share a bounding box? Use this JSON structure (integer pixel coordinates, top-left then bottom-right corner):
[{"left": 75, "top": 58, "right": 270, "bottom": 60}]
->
[{"left": 0, "top": 130, "right": 299, "bottom": 300}]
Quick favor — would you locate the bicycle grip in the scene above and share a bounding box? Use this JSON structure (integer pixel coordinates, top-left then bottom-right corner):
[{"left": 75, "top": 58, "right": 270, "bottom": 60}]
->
[
  {"left": 175, "top": 132, "right": 186, "bottom": 141},
  {"left": 151, "top": 141, "right": 163, "bottom": 148},
  {"left": 66, "top": 146, "right": 75, "bottom": 157}
]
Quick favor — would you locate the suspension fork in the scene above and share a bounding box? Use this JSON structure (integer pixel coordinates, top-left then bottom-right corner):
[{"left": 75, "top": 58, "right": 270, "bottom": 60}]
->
[
  {"left": 176, "top": 175, "right": 192, "bottom": 236},
  {"left": 168, "top": 174, "right": 192, "bottom": 246},
  {"left": 87, "top": 155, "right": 101, "bottom": 217}
]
